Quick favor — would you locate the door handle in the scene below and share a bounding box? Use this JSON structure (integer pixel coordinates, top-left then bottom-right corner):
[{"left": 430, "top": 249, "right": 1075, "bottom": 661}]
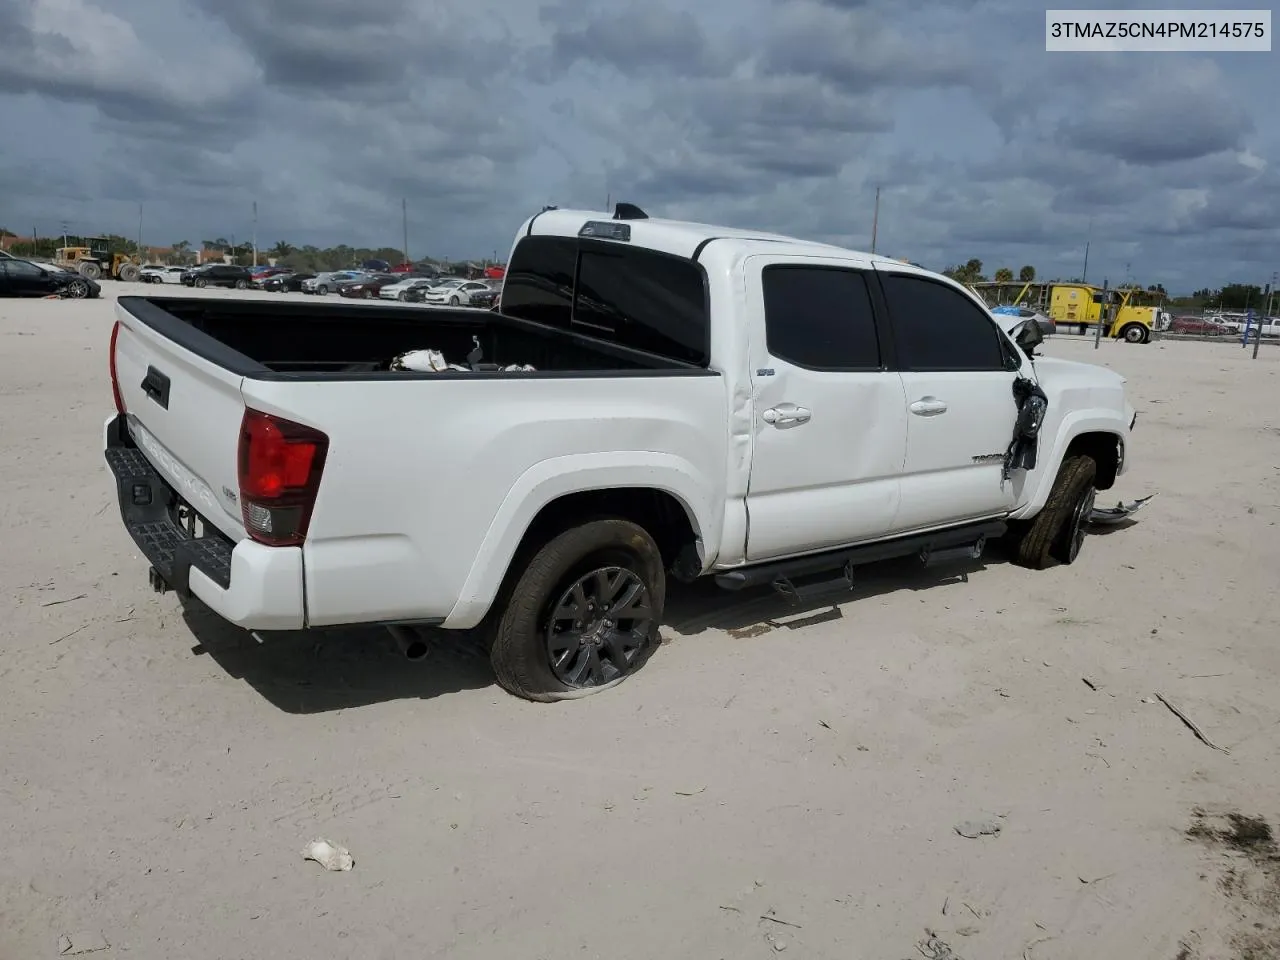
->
[
  {"left": 762, "top": 404, "right": 811, "bottom": 426},
  {"left": 909, "top": 396, "right": 948, "bottom": 416}
]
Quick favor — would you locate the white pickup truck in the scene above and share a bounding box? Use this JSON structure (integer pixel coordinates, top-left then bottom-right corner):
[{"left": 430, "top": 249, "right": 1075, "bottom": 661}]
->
[{"left": 104, "top": 204, "right": 1138, "bottom": 701}]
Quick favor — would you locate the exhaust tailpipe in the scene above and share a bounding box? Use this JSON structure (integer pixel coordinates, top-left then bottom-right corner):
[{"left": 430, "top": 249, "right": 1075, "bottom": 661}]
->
[{"left": 387, "top": 625, "right": 429, "bottom": 661}]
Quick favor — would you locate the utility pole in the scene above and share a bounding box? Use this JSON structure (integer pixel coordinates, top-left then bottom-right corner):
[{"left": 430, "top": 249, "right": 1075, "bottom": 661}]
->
[
  {"left": 252, "top": 201, "right": 258, "bottom": 268},
  {"left": 137, "top": 203, "right": 144, "bottom": 258},
  {"left": 870, "top": 186, "right": 880, "bottom": 254},
  {"left": 1081, "top": 219, "right": 1092, "bottom": 282},
  {"left": 401, "top": 198, "right": 409, "bottom": 266},
  {"left": 1254, "top": 283, "right": 1270, "bottom": 359}
]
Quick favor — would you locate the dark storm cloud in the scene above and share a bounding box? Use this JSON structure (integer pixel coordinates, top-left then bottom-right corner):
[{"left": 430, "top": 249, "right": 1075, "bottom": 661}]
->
[
  {"left": 541, "top": 3, "right": 722, "bottom": 76},
  {"left": 194, "top": 0, "right": 515, "bottom": 91},
  {"left": 0, "top": 0, "right": 253, "bottom": 127}
]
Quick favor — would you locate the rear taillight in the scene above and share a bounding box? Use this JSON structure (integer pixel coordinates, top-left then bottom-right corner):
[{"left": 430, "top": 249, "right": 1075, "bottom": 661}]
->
[
  {"left": 108, "top": 320, "right": 125, "bottom": 414},
  {"left": 237, "top": 408, "right": 328, "bottom": 547}
]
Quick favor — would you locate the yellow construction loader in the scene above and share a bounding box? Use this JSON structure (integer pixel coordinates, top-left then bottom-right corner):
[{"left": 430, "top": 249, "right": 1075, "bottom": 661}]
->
[{"left": 54, "top": 238, "right": 141, "bottom": 282}]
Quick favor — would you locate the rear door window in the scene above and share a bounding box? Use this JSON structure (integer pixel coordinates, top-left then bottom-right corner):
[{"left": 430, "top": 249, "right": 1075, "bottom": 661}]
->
[{"left": 760, "top": 265, "right": 881, "bottom": 370}]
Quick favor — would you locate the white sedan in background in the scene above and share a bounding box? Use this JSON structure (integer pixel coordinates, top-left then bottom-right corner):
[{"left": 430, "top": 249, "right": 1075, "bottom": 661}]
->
[
  {"left": 141, "top": 265, "right": 188, "bottom": 284},
  {"left": 379, "top": 277, "right": 438, "bottom": 301},
  {"left": 421, "top": 279, "right": 492, "bottom": 306}
]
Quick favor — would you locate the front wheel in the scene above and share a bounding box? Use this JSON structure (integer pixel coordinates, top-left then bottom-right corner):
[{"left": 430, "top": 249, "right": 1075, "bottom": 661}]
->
[
  {"left": 1120, "top": 323, "right": 1149, "bottom": 344},
  {"left": 235, "top": 279, "right": 249, "bottom": 289},
  {"left": 194, "top": 277, "right": 208, "bottom": 288},
  {"left": 489, "top": 519, "right": 665, "bottom": 702},
  {"left": 1008, "top": 455, "right": 1098, "bottom": 569},
  {"left": 449, "top": 294, "right": 460, "bottom": 306},
  {"left": 317, "top": 285, "right": 328, "bottom": 295},
  {"left": 64, "top": 279, "right": 90, "bottom": 299},
  {"left": 362, "top": 289, "right": 374, "bottom": 299}
]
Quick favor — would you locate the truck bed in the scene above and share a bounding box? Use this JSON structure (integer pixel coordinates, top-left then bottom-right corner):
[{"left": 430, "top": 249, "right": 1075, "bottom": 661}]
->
[{"left": 119, "top": 296, "right": 698, "bottom": 377}]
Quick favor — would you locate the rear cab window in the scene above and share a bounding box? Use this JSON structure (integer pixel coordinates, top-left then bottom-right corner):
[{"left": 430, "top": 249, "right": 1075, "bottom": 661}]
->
[{"left": 501, "top": 235, "right": 709, "bottom": 366}]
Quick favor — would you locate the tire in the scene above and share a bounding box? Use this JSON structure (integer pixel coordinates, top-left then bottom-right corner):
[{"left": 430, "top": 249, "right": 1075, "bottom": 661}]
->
[
  {"left": 235, "top": 279, "right": 249, "bottom": 290},
  {"left": 64, "top": 280, "right": 89, "bottom": 299},
  {"left": 79, "top": 261, "right": 102, "bottom": 280},
  {"left": 194, "top": 277, "right": 208, "bottom": 288},
  {"left": 363, "top": 289, "right": 374, "bottom": 299},
  {"left": 317, "top": 285, "right": 328, "bottom": 295},
  {"left": 118, "top": 263, "right": 140, "bottom": 282},
  {"left": 1009, "top": 455, "right": 1097, "bottom": 570},
  {"left": 450, "top": 294, "right": 460, "bottom": 306},
  {"left": 398, "top": 291, "right": 408, "bottom": 301},
  {"left": 1120, "top": 323, "right": 1148, "bottom": 344},
  {"left": 489, "top": 519, "right": 665, "bottom": 702}
]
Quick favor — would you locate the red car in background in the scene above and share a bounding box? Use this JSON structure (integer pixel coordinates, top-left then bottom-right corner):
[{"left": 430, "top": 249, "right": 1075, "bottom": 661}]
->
[{"left": 1170, "top": 316, "right": 1231, "bottom": 335}]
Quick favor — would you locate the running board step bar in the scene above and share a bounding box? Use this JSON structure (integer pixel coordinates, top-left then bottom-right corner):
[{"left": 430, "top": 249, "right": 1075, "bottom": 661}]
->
[{"left": 715, "top": 520, "right": 1006, "bottom": 593}]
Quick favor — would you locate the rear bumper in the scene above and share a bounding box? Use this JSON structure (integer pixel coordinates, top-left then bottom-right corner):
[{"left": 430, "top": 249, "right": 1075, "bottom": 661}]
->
[{"left": 103, "top": 415, "right": 306, "bottom": 630}]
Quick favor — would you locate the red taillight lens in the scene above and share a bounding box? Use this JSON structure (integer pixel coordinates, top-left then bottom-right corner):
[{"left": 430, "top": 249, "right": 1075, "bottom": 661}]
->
[
  {"left": 237, "top": 408, "right": 328, "bottom": 547},
  {"left": 108, "top": 320, "right": 125, "bottom": 414}
]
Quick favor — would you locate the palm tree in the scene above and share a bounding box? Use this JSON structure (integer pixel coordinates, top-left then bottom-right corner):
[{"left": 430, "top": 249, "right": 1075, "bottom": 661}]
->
[
  {"left": 1018, "top": 264, "right": 1036, "bottom": 282},
  {"left": 270, "top": 240, "right": 294, "bottom": 259},
  {"left": 994, "top": 267, "right": 1014, "bottom": 283}
]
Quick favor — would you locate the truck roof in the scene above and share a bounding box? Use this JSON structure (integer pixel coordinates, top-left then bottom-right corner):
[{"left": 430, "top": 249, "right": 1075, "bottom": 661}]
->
[{"left": 526, "top": 206, "right": 904, "bottom": 266}]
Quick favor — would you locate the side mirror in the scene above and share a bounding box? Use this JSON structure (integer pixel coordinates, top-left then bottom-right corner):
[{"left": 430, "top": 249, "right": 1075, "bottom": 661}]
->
[{"left": 1014, "top": 319, "right": 1044, "bottom": 356}]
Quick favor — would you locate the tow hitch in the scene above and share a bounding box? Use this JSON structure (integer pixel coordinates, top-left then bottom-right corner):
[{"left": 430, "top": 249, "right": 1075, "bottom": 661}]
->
[{"left": 148, "top": 566, "right": 171, "bottom": 594}]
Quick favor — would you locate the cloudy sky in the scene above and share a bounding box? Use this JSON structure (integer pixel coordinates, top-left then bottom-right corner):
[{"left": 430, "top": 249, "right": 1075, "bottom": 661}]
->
[{"left": 0, "top": 0, "right": 1275, "bottom": 291}]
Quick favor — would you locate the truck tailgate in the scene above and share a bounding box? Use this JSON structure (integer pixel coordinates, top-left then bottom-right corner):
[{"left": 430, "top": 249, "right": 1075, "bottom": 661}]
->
[{"left": 113, "top": 303, "right": 247, "bottom": 541}]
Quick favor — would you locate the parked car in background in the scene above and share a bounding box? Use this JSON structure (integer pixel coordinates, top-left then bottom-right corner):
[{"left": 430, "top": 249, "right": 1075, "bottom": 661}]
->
[
  {"left": 338, "top": 274, "right": 401, "bottom": 299},
  {"left": 142, "top": 265, "right": 188, "bottom": 284},
  {"left": 1169, "top": 316, "right": 1231, "bottom": 336},
  {"left": 379, "top": 276, "right": 437, "bottom": 301},
  {"left": 361, "top": 259, "right": 391, "bottom": 272},
  {"left": 302, "top": 271, "right": 365, "bottom": 295},
  {"left": 182, "top": 264, "right": 253, "bottom": 289},
  {"left": 261, "top": 272, "right": 314, "bottom": 293},
  {"left": 468, "top": 285, "right": 500, "bottom": 309},
  {"left": 421, "top": 279, "right": 492, "bottom": 306},
  {"left": 0, "top": 257, "right": 100, "bottom": 298},
  {"left": 390, "top": 261, "right": 438, "bottom": 275}
]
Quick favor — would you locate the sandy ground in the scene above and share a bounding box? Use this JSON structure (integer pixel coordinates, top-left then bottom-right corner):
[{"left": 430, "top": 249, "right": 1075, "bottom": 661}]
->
[{"left": 2, "top": 285, "right": 1279, "bottom": 960}]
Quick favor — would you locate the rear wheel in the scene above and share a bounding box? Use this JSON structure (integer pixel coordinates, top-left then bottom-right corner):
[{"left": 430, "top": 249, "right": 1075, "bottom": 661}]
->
[
  {"left": 1120, "top": 323, "right": 1149, "bottom": 344},
  {"left": 118, "top": 263, "right": 140, "bottom": 282},
  {"left": 194, "top": 277, "right": 208, "bottom": 288},
  {"left": 235, "top": 279, "right": 249, "bottom": 290},
  {"left": 489, "top": 519, "right": 665, "bottom": 702},
  {"left": 79, "top": 261, "right": 102, "bottom": 280},
  {"left": 1008, "top": 455, "right": 1098, "bottom": 570}
]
